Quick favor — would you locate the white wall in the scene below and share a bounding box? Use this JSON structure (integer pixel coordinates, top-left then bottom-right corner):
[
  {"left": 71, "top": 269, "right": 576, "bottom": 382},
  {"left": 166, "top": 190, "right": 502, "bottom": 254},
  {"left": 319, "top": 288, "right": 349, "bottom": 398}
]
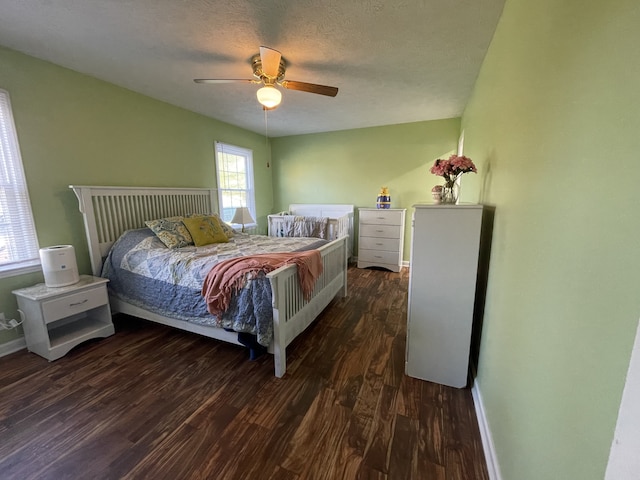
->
[{"left": 606, "top": 317, "right": 640, "bottom": 479}]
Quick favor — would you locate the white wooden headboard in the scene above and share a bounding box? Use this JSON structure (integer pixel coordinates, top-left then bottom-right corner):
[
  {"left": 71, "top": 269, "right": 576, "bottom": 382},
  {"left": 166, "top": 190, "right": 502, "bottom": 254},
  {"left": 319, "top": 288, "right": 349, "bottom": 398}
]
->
[
  {"left": 70, "top": 185, "right": 218, "bottom": 276},
  {"left": 288, "top": 204, "right": 354, "bottom": 218}
]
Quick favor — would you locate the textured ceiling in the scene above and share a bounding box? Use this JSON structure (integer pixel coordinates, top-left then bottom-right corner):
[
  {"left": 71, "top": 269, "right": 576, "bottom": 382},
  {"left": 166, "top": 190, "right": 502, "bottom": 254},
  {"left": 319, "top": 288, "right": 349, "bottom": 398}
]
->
[{"left": 0, "top": 0, "right": 505, "bottom": 137}]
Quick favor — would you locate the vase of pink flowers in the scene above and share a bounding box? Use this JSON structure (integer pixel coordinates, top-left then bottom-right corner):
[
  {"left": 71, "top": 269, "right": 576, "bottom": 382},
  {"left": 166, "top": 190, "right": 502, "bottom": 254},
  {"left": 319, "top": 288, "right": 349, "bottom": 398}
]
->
[{"left": 429, "top": 154, "right": 477, "bottom": 204}]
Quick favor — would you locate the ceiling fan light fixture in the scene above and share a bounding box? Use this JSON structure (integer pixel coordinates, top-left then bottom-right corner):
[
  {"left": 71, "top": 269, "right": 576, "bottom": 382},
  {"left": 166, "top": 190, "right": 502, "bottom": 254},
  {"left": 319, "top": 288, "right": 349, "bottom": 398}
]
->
[{"left": 256, "top": 85, "right": 282, "bottom": 108}]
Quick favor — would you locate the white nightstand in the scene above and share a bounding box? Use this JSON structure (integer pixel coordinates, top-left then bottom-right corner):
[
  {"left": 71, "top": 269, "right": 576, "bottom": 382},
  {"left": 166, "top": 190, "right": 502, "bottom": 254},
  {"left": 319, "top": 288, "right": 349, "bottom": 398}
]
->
[{"left": 12, "top": 275, "right": 114, "bottom": 361}]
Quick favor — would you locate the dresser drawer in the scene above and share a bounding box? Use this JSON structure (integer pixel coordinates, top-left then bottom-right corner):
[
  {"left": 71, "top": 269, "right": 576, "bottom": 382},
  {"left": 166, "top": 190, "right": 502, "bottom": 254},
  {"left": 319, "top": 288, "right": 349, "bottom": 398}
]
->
[
  {"left": 358, "top": 249, "right": 400, "bottom": 265},
  {"left": 360, "top": 224, "right": 402, "bottom": 239},
  {"left": 359, "top": 209, "right": 404, "bottom": 226},
  {"left": 41, "top": 286, "right": 108, "bottom": 324},
  {"left": 359, "top": 236, "right": 401, "bottom": 252}
]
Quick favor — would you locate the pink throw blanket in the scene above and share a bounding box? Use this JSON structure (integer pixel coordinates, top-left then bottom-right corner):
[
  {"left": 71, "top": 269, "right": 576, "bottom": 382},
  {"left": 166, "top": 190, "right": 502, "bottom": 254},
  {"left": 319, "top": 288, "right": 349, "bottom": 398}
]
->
[{"left": 202, "top": 250, "right": 323, "bottom": 316}]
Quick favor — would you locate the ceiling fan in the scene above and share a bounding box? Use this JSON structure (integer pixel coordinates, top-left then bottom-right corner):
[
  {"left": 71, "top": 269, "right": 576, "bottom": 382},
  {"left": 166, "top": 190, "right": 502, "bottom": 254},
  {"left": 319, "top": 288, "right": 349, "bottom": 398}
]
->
[{"left": 194, "top": 46, "right": 338, "bottom": 109}]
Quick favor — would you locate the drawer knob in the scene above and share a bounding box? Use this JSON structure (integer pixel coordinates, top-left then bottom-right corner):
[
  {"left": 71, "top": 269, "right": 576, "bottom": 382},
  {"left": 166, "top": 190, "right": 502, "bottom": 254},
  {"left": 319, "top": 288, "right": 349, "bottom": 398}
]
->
[{"left": 70, "top": 299, "right": 88, "bottom": 307}]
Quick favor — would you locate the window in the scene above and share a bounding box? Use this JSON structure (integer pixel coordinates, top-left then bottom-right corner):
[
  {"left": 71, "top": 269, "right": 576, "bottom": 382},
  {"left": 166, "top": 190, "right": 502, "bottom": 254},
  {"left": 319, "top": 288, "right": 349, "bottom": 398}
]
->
[
  {"left": 214, "top": 142, "right": 256, "bottom": 226},
  {"left": 0, "top": 89, "right": 40, "bottom": 277}
]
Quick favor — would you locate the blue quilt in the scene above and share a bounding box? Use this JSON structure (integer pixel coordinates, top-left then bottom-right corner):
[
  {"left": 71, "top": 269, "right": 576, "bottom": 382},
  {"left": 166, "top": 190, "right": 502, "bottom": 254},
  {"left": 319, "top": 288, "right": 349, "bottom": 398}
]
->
[{"left": 102, "top": 228, "right": 327, "bottom": 346}]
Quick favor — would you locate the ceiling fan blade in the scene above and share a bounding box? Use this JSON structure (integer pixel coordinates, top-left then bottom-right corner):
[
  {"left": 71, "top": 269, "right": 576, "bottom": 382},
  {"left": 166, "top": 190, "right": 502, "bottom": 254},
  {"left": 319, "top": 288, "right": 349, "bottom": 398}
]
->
[
  {"left": 259, "top": 46, "right": 282, "bottom": 78},
  {"left": 194, "top": 79, "right": 255, "bottom": 84},
  {"left": 281, "top": 80, "right": 338, "bottom": 97}
]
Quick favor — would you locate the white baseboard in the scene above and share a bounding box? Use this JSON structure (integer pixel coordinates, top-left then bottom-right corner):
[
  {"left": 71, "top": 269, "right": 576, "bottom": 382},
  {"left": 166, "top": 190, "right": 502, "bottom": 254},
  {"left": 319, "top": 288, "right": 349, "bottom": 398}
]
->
[
  {"left": 472, "top": 380, "right": 502, "bottom": 480},
  {"left": 0, "top": 336, "right": 27, "bottom": 357}
]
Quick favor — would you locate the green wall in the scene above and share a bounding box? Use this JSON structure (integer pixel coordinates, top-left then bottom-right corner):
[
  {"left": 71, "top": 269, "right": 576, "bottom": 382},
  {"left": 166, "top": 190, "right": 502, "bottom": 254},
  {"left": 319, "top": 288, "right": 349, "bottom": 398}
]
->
[
  {"left": 0, "top": 46, "right": 272, "bottom": 346},
  {"left": 270, "top": 119, "right": 461, "bottom": 259},
  {"left": 461, "top": 0, "right": 640, "bottom": 478}
]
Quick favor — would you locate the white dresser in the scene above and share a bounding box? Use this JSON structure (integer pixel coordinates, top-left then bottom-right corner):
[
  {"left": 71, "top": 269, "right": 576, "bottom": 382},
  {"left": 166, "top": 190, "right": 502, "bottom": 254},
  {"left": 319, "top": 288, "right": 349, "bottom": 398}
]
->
[
  {"left": 357, "top": 208, "right": 406, "bottom": 273},
  {"left": 406, "top": 204, "right": 488, "bottom": 388}
]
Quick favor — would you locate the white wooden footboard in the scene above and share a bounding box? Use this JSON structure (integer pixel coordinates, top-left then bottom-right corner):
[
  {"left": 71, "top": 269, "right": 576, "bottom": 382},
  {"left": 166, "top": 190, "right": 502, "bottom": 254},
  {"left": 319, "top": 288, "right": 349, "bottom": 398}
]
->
[{"left": 267, "top": 235, "right": 348, "bottom": 377}]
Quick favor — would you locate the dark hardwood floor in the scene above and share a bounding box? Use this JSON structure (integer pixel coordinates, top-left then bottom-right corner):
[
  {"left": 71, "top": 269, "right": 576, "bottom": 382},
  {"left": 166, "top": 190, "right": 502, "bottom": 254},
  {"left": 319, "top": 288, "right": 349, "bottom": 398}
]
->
[{"left": 0, "top": 266, "right": 488, "bottom": 480}]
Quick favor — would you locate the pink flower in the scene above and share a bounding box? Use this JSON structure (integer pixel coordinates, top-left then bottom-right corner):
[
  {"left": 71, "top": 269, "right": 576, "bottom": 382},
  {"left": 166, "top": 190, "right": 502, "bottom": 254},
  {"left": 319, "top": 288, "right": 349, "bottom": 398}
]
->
[{"left": 430, "top": 154, "right": 477, "bottom": 184}]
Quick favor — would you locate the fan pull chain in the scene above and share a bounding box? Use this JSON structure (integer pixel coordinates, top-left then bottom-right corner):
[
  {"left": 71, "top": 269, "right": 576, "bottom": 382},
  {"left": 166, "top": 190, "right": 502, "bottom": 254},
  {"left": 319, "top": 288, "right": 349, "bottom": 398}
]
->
[
  {"left": 264, "top": 107, "right": 270, "bottom": 168},
  {"left": 264, "top": 106, "right": 269, "bottom": 140}
]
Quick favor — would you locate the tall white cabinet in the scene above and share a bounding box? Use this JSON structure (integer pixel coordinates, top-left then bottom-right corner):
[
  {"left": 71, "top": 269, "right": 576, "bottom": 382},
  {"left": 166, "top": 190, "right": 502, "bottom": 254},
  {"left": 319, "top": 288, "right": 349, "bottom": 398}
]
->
[{"left": 406, "top": 204, "right": 487, "bottom": 388}]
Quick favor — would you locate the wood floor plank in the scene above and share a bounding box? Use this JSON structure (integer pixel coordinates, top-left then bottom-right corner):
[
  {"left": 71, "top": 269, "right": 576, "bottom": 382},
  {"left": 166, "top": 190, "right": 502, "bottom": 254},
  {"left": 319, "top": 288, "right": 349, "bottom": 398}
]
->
[
  {"left": 361, "top": 383, "right": 398, "bottom": 473},
  {"left": 357, "top": 463, "right": 388, "bottom": 480},
  {"left": 388, "top": 414, "right": 419, "bottom": 479},
  {"left": 280, "top": 387, "right": 349, "bottom": 474},
  {"left": 266, "top": 465, "right": 300, "bottom": 480},
  {"left": 0, "top": 266, "right": 489, "bottom": 479},
  {"left": 31, "top": 430, "right": 134, "bottom": 480},
  {"left": 296, "top": 392, "right": 352, "bottom": 480},
  {"left": 442, "top": 385, "right": 489, "bottom": 480},
  {"left": 346, "top": 372, "right": 384, "bottom": 456},
  {"left": 237, "top": 379, "right": 301, "bottom": 429}
]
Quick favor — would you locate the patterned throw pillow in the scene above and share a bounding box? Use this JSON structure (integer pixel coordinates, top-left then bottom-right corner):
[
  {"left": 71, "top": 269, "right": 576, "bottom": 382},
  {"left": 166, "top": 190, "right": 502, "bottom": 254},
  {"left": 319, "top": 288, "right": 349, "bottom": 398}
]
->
[
  {"left": 187, "top": 213, "right": 235, "bottom": 238},
  {"left": 218, "top": 220, "right": 236, "bottom": 238},
  {"left": 182, "top": 215, "right": 229, "bottom": 246},
  {"left": 144, "top": 216, "right": 193, "bottom": 249}
]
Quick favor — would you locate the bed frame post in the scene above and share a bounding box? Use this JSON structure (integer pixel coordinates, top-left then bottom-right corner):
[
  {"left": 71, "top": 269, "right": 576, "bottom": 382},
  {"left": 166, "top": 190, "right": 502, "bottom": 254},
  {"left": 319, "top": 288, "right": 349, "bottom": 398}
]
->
[
  {"left": 71, "top": 185, "right": 103, "bottom": 276},
  {"left": 267, "top": 258, "right": 292, "bottom": 378},
  {"left": 341, "top": 236, "right": 349, "bottom": 298},
  {"left": 271, "top": 277, "right": 287, "bottom": 378}
]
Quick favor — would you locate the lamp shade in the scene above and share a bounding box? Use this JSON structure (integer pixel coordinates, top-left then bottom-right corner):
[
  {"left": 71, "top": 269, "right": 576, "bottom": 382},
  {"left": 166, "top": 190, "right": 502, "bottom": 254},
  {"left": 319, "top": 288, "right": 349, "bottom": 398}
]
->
[
  {"left": 256, "top": 85, "right": 282, "bottom": 108},
  {"left": 231, "top": 207, "right": 255, "bottom": 226}
]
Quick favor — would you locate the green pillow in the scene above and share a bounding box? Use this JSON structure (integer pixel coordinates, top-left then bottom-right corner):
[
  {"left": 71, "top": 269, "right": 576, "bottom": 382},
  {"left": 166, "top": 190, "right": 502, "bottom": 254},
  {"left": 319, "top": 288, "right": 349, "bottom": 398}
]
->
[
  {"left": 182, "top": 216, "right": 229, "bottom": 246},
  {"left": 145, "top": 216, "right": 193, "bottom": 249}
]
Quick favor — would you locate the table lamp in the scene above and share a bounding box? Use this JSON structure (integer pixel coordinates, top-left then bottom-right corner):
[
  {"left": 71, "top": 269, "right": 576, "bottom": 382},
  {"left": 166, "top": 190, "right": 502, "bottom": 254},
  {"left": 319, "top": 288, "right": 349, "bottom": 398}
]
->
[{"left": 231, "top": 207, "right": 255, "bottom": 233}]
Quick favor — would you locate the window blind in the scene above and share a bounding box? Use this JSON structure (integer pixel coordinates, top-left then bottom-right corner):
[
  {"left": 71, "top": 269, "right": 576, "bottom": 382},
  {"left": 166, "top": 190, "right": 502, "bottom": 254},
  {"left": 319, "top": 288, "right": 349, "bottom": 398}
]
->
[
  {"left": 0, "top": 89, "right": 40, "bottom": 277},
  {"left": 214, "top": 141, "right": 256, "bottom": 224}
]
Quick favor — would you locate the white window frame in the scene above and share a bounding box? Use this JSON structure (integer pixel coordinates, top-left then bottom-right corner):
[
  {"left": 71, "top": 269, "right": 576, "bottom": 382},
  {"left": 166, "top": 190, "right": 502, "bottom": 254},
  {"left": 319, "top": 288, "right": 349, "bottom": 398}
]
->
[
  {"left": 214, "top": 141, "right": 256, "bottom": 228},
  {"left": 0, "top": 89, "right": 40, "bottom": 278}
]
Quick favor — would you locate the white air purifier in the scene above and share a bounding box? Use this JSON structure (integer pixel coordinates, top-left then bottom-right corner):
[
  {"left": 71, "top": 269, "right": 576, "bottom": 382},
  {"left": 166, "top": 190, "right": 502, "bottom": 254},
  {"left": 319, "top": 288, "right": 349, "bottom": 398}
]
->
[{"left": 39, "top": 245, "right": 80, "bottom": 287}]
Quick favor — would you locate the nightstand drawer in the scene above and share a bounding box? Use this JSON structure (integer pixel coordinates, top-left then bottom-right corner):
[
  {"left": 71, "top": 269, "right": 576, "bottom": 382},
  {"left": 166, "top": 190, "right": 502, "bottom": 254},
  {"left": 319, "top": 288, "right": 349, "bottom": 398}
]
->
[
  {"left": 359, "top": 209, "right": 404, "bottom": 226},
  {"left": 358, "top": 249, "right": 400, "bottom": 265},
  {"left": 359, "top": 236, "right": 401, "bottom": 252},
  {"left": 41, "top": 286, "right": 108, "bottom": 324},
  {"left": 360, "top": 224, "right": 401, "bottom": 239}
]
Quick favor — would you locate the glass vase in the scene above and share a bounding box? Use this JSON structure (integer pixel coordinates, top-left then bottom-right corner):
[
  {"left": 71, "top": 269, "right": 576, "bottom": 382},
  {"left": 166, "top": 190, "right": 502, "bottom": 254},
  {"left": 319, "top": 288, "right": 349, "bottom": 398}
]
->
[{"left": 441, "top": 182, "right": 459, "bottom": 204}]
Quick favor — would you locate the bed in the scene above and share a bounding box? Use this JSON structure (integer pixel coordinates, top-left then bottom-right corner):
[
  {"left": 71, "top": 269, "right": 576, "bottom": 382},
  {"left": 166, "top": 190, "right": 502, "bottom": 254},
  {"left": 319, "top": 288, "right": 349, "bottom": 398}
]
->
[
  {"left": 70, "top": 185, "right": 348, "bottom": 378},
  {"left": 268, "top": 204, "right": 354, "bottom": 259}
]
